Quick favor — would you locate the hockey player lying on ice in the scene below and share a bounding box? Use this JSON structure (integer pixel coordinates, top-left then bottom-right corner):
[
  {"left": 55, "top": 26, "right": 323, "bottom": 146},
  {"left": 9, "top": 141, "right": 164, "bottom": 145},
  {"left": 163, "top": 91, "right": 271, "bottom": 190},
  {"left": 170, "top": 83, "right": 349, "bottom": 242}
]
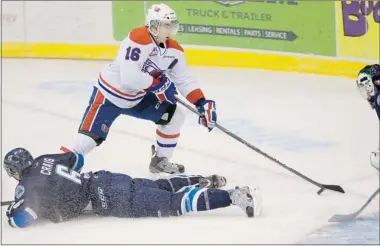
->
[{"left": 3, "top": 147, "right": 262, "bottom": 228}]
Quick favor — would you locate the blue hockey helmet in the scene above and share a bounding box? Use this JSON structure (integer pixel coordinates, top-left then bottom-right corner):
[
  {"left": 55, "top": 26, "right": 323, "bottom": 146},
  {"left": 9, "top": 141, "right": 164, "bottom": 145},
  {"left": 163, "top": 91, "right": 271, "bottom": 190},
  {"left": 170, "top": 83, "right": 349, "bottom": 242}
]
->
[{"left": 3, "top": 148, "right": 33, "bottom": 180}]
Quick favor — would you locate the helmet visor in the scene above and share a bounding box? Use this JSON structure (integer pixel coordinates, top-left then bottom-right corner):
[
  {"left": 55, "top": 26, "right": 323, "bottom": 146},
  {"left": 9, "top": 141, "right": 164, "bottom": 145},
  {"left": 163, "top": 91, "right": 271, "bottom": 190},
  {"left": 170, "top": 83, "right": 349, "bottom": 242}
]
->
[
  {"left": 4, "top": 165, "right": 21, "bottom": 180},
  {"left": 160, "top": 19, "right": 179, "bottom": 35}
]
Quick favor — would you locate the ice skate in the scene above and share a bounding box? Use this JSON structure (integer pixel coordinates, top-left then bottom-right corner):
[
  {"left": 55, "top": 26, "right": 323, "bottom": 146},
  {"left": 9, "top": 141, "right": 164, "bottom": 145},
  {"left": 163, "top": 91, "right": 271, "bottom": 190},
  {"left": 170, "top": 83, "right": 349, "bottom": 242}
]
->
[
  {"left": 149, "top": 145, "right": 185, "bottom": 174},
  {"left": 199, "top": 175, "right": 227, "bottom": 188},
  {"left": 229, "top": 186, "right": 262, "bottom": 218}
]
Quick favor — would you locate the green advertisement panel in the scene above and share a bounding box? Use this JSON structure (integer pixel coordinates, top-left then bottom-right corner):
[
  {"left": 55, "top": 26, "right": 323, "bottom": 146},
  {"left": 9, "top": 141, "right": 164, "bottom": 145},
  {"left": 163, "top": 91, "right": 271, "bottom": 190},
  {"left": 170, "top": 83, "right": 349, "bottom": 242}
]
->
[{"left": 113, "top": 1, "right": 336, "bottom": 56}]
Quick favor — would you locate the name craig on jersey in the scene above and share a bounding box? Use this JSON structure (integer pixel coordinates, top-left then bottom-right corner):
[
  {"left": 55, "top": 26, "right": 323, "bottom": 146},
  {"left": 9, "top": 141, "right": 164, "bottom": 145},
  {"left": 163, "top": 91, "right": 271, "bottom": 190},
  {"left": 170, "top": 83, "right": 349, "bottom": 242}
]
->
[{"left": 40, "top": 158, "right": 55, "bottom": 176}]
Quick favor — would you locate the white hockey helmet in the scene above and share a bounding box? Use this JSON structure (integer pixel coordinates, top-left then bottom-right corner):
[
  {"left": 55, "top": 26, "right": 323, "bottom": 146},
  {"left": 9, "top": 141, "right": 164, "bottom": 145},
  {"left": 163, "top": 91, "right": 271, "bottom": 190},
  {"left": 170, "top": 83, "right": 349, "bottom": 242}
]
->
[{"left": 146, "top": 3, "right": 179, "bottom": 40}]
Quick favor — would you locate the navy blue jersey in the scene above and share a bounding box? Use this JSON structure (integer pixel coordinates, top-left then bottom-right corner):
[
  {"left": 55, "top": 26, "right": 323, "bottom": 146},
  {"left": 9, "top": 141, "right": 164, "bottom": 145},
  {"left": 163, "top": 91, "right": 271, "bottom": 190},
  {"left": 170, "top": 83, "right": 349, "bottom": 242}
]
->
[
  {"left": 7, "top": 152, "right": 90, "bottom": 227},
  {"left": 371, "top": 91, "right": 380, "bottom": 120}
]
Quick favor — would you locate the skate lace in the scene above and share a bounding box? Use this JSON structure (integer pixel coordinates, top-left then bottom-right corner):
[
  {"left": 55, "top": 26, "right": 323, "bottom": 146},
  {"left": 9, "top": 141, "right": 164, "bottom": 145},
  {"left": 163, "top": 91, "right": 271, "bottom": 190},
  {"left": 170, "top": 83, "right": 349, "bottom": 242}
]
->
[
  {"left": 231, "top": 189, "right": 251, "bottom": 209},
  {"left": 216, "top": 176, "right": 227, "bottom": 187}
]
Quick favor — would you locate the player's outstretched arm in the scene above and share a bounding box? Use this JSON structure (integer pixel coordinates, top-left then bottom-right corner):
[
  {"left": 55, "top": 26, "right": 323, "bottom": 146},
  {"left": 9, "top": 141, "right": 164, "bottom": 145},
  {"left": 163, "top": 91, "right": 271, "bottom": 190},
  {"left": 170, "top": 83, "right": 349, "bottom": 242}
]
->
[
  {"left": 59, "top": 147, "right": 84, "bottom": 172},
  {"left": 6, "top": 185, "right": 38, "bottom": 228}
]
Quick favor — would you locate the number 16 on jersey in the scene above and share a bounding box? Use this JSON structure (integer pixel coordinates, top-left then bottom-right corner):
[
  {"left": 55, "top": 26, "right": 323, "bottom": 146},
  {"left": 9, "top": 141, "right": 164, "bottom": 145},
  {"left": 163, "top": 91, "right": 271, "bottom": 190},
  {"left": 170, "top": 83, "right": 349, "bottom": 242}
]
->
[{"left": 125, "top": 47, "right": 141, "bottom": 61}]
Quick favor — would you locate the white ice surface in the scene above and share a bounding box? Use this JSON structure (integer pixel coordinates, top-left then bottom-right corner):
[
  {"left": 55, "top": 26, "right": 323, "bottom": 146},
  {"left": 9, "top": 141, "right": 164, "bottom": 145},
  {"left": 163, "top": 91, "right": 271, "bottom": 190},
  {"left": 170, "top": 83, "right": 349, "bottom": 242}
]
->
[{"left": 1, "top": 58, "right": 379, "bottom": 244}]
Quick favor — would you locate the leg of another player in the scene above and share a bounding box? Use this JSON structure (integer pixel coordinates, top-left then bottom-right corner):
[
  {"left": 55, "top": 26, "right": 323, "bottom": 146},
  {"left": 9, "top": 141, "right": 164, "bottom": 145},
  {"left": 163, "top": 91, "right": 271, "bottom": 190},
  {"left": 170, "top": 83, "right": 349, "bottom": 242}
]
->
[
  {"left": 129, "top": 184, "right": 231, "bottom": 218},
  {"left": 72, "top": 87, "right": 122, "bottom": 155},
  {"left": 90, "top": 172, "right": 260, "bottom": 218},
  {"left": 150, "top": 106, "right": 186, "bottom": 173},
  {"left": 133, "top": 175, "right": 204, "bottom": 193},
  {"left": 154, "top": 106, "right": 185, "bottom": 159},
  {"left": 174, "top": 186, "right": 262, "bottom": 218},
  {"left": 154, "top": 175, "right": 203, "bottom": 192},
  {"left": 153, "top": 174, "right": 227, "bottom": 192},
  {"left": 120, "top": 93, "right": 186, "bottom": 174},
  {"left": 130, "top": 182, "right": 260, "bottom": 218}
]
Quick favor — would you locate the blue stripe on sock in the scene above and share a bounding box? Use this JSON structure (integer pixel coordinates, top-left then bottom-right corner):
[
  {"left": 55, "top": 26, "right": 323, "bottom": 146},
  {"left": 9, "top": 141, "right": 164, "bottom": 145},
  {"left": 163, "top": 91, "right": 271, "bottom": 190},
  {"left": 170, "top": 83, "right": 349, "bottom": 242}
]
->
[
  {"left": 187, "top": 188, "right": 201, "bottom": 212},
  {"left": 185, "top": 198, "right": 191, "bottom": 213},
  {"left": 156, "top": 141, "right": 177, "bottom": 148}
]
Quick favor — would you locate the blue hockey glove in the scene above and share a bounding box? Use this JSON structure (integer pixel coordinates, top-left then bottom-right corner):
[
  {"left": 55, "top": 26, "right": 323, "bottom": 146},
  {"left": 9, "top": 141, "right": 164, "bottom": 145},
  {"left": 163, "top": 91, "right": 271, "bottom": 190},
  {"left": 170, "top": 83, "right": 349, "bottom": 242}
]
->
[
  {"left": 195, "top": 99, "right": 217, "bottom": 131},
  {"left": 6, "top": 199, "right": 36, "bottom": 228},
  {"left": 148, "top": 71, "right": 177, "bottom": 104}
]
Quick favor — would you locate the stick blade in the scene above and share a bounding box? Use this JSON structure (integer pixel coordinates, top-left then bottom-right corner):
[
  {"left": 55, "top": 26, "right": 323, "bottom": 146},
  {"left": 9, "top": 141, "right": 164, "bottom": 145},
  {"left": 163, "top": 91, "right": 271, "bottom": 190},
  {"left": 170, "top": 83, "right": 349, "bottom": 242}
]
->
[
  {"left": 328, "top": 212, "right": 358, "bottom": 222},
  {"left": 319, "top": 184, "right": 345, "bottom": 194}
]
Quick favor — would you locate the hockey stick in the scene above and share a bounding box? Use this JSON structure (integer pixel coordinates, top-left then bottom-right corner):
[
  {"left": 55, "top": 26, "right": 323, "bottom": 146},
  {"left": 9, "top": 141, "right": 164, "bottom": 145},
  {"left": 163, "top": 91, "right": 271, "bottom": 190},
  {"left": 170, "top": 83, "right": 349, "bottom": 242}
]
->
[
  {"left": 1, "top": 200, "right": 13, "bottom": 206},
  {"left": 168, "top": 58, "right": 343, "bottom": 194},
  {"left": 173, "top": 95, "right": 344, "bottom": 195},
  {"left": 328, "top": 187, "right": 379, "bottom": 222}
]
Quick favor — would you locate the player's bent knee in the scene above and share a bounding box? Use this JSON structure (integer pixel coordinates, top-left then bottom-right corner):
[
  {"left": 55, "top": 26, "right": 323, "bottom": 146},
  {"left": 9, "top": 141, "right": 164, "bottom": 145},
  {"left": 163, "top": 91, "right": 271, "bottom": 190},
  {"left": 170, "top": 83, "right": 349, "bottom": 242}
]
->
[
  {"left": 156, "top": 104, "right": 186, "bottom": 126},
  {"left": 172, "top": 106, "right": 186, "bottom": 126},
  {"left": 73, "top": 132, "right": 105, "bottom": 155},
  {"left": 157, "top": 104, "right": 186, "bottom": 126},
  {"left": 78, "top": 130, "right": 105, "bottom": 146},
  {"left": 73, "top": 132, "right": 104, "bottom": 155}
]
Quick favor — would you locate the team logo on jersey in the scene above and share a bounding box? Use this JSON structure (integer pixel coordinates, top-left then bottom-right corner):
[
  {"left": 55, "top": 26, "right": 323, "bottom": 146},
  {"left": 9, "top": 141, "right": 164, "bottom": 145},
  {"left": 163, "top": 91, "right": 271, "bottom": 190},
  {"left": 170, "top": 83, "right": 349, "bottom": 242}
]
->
[
  {"left": 101, "top": 124, "right": 109, "bottom": 133},
  {"left": 15, "top": 185, "right": 25, "bottom": 199},
  {"left": 154, "top": 6, "right": 161, "bottom": 12},
  {"left": 149, "top": 47, "right": 158, "bottom": 56},
  {"left": 142, "top": 59, "right": 162, "bottom": 75},
  {"left": 377, "top": 94, "right": 380, "bottom": 106},
  {"left": 97, "top": 187, "right": 108, "bottom": 209}
]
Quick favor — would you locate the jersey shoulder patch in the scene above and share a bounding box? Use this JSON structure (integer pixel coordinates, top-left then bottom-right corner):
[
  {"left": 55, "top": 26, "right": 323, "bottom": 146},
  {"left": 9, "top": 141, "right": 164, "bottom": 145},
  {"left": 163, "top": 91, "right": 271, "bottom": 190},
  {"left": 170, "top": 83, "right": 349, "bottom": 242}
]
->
[
  {"left": 15, "top": 184, "right": 25, "bottom": 199},
  {"left": 166, "top": 38, "right": 184, "bottom": 52},
  {"left": 129, "top": 26, "right": 153, "bottom": 45}
]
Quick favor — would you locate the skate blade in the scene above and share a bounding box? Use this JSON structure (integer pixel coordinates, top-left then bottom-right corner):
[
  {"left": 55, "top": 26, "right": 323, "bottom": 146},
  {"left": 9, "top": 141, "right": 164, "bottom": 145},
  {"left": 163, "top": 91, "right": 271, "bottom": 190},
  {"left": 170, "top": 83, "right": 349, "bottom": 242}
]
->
[{"left": 246, "top": 206, "right": 254, "bottom": 217}]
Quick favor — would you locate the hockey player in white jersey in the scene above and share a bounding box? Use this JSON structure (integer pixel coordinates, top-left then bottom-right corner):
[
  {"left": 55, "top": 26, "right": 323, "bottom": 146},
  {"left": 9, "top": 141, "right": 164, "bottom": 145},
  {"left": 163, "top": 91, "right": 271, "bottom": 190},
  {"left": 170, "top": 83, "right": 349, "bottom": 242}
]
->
[
  {"left": 69, "top": 3, "right": 217, "bottom": 174},
  {"left": 356, "top": 64, "right": 380, "bottom": 170}
]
